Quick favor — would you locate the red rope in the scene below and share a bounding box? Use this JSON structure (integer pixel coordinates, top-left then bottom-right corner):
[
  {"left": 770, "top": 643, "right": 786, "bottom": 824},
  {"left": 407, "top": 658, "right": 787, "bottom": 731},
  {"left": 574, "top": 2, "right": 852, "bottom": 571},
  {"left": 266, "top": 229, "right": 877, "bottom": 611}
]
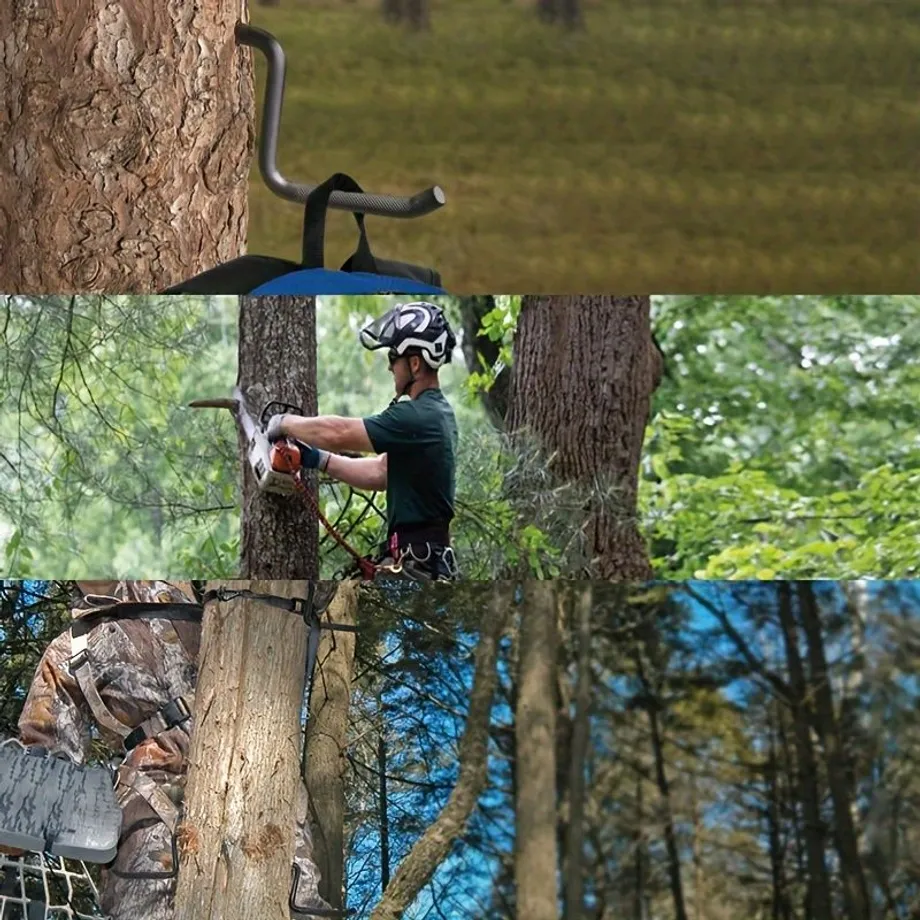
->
[{"left": 292, "top": 471, "right": 377, "bottom": 581}]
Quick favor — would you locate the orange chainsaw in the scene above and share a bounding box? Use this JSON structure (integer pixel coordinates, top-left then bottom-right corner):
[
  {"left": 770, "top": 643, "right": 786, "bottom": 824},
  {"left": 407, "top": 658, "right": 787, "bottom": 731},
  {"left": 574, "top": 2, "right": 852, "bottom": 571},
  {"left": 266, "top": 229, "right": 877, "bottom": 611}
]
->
[{"left": 189, "top": 390, "right": 305, "bottom": 494}]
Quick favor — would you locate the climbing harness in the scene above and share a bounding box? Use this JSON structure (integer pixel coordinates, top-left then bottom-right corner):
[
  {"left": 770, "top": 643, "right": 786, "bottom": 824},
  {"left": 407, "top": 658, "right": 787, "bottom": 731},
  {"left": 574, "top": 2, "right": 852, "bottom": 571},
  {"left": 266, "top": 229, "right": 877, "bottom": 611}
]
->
[
  {"left": 165, "top": 24, "right": 446, "bottom": 297},
  {"left": 189, "top": 389, "right": 459, "bottom": 582}
]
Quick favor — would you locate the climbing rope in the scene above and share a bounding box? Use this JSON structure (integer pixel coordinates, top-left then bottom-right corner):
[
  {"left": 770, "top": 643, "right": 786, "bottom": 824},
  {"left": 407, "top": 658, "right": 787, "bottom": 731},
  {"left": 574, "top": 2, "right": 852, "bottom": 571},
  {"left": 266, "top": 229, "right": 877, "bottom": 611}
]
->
[{"left": 292, "top": 471, "right": 379, "bottom": 581}]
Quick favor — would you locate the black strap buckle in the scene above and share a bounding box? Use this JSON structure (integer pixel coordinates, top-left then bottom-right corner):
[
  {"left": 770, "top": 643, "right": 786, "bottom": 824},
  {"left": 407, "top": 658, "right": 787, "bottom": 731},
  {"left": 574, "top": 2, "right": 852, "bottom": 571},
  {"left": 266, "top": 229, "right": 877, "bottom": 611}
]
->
[
  {"left": 160, "top": 697, "right": 191, "bottom": 729},
  {"left": 124, "top": 697, "right": 192, "bottom": 751}
]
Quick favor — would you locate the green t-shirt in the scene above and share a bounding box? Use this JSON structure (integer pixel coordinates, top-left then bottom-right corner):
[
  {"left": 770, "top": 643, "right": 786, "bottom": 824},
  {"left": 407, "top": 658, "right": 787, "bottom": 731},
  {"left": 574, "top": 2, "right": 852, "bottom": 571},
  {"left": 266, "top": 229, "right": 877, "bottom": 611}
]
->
[{"left": 362, "top": 388, "right": 458, "bottom": 533}]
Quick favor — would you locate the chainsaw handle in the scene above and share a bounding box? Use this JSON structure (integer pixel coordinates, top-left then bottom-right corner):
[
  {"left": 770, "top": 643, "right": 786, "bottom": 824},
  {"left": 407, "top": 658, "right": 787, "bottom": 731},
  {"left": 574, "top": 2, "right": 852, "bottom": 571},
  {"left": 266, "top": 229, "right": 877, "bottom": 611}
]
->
[{"left": 235, "top": 23, "right": 445, "bottom": 219}]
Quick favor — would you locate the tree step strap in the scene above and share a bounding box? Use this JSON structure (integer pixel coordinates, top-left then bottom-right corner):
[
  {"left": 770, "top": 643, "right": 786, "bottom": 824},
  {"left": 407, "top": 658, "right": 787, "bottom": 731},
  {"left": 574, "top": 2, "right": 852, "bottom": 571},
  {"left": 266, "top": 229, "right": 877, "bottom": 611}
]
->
[{"left": 202, "top": 587, "right": 357, "bottom": 697}]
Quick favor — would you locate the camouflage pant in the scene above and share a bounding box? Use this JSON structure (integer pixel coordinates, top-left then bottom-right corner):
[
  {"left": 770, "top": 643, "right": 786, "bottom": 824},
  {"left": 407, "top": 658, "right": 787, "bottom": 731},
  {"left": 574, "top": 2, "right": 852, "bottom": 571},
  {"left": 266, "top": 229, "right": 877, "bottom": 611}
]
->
[{"left": 101, "top": 775, "right": 329, "bottom": 920}]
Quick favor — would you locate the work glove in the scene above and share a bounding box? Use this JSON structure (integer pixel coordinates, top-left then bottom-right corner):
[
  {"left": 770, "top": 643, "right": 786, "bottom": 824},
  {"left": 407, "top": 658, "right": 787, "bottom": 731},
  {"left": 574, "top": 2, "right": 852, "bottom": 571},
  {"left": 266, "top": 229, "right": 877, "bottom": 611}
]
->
[
  {"left": 295, "top": 441, "right": 330, "bottom": 473},
  {"left": 265, "top": 414, "right": 288, "bottom": 443}
]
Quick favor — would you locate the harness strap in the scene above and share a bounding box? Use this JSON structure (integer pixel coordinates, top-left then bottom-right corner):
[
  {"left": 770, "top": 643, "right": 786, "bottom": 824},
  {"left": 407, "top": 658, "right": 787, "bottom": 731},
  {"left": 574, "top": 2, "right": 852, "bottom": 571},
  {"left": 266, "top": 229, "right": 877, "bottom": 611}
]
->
[
  {"left": 69, "top": 646, "right": 132, "bottom": 740},
  {"left": 117, "top": 767, "right": 180, "bottom": 834},
  {"left": 69, "top": 604, "right": 200, "bottom": 746},
  {"left": 124, "top": 698, "right": 192, "bottom": 752}
]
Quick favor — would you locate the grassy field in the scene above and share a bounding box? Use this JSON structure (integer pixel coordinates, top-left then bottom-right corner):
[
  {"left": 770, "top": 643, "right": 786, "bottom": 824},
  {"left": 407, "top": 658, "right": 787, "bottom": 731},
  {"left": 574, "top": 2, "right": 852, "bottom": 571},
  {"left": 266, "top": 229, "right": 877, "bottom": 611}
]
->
[{"left": 246, "top": 0, "right": 920, "bottom": 293}]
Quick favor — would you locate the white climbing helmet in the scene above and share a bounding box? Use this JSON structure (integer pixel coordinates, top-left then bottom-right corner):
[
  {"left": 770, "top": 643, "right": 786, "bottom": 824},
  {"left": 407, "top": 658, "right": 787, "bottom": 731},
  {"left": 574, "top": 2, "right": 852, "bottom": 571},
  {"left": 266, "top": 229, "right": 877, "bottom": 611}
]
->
[{"left": 359, "top": 302, "right": 456, "bottom": 370}]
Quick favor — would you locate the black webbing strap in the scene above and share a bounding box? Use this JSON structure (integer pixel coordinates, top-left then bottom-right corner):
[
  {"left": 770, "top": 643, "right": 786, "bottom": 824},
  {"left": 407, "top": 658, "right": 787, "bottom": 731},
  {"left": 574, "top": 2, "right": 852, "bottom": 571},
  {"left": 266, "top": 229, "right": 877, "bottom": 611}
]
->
[
  {"left": 71, "top": 603, "right": 203, "bottom": 637},
  {"left": 202, "top": 587, "right": 357, "bottom": 701}
]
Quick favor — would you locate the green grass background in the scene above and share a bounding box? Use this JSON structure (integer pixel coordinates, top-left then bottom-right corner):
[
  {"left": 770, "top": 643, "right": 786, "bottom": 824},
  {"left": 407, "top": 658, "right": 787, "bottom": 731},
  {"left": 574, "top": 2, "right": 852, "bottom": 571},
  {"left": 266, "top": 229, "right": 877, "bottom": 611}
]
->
[{"left": 246, "top": 0, "right": 920, "bottom": 292}]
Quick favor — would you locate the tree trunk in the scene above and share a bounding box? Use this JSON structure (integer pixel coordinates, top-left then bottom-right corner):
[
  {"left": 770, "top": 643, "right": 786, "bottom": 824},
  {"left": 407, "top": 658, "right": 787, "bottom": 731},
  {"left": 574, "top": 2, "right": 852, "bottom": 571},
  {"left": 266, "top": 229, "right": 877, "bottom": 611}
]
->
[
  {"left": 379, "top": 730, "right": 391, "bottom": 892},
  {"left": 369, "top": 584, "right": 511, "bottom": 920},
  {"left": 405, "top": 0, "right": 430, "bottom": 30},
  {"left": 0, "top": 1, "right": 254, "bottom": 293},
  {"left": 237, "top": 296, "right": 319, "bottom": 579},
  {"left": 633, "top": 773, "right": 646, "bottom": 920},
  {"left": 634, "top": 651, "right": 689, "bottom": 920},
  {"left": 382, "top": 0, "right": 403, "bottom": 22},
  {"left": 776, "top": 582, "right": 833, "bottom": 920},
  {"left": 303, "top": 581, "right": 358, "bottom": 911},
  {"left": 797, "top": 583, "right": 871, "bottom": 920},
  {"left": 537, "top": 0, "right": 559, "bottom": 23},
  {"left": 561, "top": 0, "right": 584, "bottom": 29},
  {"left": 453, "top": 295, "right": 510, "bottom": 429},
  {"left": 565, "top": 584, "right": 593, "bottom": 920},
  {"left": 174, "top": 580, "right": 311, "bottom": 920},
  {"left": 767, "top": 703, "right": 793, "bottom": 920},
  {"left": 506, "top": 295, "right": 662, "bottom": 580},
  {"left": 515, "top": 580, "right": 559, "bottom": 920}
]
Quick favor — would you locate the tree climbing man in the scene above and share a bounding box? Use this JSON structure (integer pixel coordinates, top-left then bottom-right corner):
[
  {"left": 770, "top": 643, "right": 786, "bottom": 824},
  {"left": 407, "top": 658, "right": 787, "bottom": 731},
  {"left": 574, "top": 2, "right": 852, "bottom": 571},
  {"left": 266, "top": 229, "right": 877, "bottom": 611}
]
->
[
  {"left": 267, "top": 301, "right": 460, "bottom": 582},
  {"left": 0, "top": 581, "right": 330, "bottom": 920}
]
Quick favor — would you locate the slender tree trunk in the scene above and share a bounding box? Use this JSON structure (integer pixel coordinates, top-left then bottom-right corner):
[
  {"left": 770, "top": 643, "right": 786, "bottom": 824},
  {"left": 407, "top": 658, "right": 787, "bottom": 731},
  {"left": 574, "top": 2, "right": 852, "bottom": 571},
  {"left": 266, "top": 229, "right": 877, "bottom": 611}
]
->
[
  {"left": 303, "top": 581, "right": 358, "bottom": 911},
  {"left": 516, "top": 581, "right": 560, "bottom": 920},
  {"left": 0, "top": 1, "right": 254, "bottom": 293},
  {"left": 237, "top": 296, "right": 319, "bottom": 579},
  {"left": 405, "top": 0, "right": 430, "bottom": 30},
  {"left": 776, "top": 582, "right": 833, "bottom": 920},
  {"left": 506, "top": 295, "right": 662, "bottom": 580},
  {"left": 633, "top": 774, "right": 646, "bottom": 920},
  {"left": 453, "top": 295, "right": 510, "bottom": 428},
  {"left": 565, "top": 584, "right": 593, "bottom": 920},
  {"left": 369, "top": 584, "right": 512, "bottom": 920},
  {"left": 767, "top": 703, "right": 793, "bottom": 920},
  {"left": 382, "top": 0, "right": 403, "bottom": 22},
  {"left": 561, "top": 0, "right": 584, "bottom": 29},
  {"left": 379, "top": 729, "right": 391, "bottom": 892},
  {"left": 797, "top": 583, "right": 871, "bottom": 920},
  {"left": 635, "top": 652, "right": 689, "bottom": 920},
  {"left": 691, "top": 784, "right": 703, "bottom": 920},
  {"left": 537, "top": 0, "right": 559, "bottom": 23},
  {"left": 174, "top": 580, "right": 311, "bottom": 920}
]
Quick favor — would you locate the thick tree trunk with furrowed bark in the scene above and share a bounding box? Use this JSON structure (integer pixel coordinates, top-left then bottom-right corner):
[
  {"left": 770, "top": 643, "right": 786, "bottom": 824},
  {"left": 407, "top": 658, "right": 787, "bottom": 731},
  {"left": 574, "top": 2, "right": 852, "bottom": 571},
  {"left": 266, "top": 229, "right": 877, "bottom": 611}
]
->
[
  {"left": 0, "top": 0, "right": 254, "bottom": 293},
  {"left": 174, "top": 580, "right": 311, "bottom": 920},
  {"left": 237, "top": 296, "right": 319, "bottom": 579},
  {"left": 303, "top": 581, "right": 358, "bottom": 912},
  {"left": 507, "top": 295, "right": 662, "bottom": 580}
]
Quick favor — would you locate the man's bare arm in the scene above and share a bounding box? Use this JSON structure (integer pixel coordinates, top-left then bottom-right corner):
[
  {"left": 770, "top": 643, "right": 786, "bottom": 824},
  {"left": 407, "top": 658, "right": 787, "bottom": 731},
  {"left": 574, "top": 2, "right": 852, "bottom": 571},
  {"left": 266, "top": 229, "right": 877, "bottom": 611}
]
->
[
  {"left": 324, "top": 453, "right": 387, "bottom": 492},
  {"left": 281, "top": 415, "right": 375, "bottom": 453}
]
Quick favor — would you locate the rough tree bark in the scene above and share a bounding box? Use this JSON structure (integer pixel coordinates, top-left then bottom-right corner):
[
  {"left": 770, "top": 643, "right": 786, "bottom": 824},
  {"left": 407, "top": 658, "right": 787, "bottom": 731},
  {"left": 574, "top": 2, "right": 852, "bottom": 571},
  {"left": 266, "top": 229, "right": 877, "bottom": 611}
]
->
[
  {"left": 797, "top": 583, "right": 871, "bottom": 920},
  {"left": 515, "top": 580, "right": 559, "bottom": 920},
  {"left": 174, "top": 580, "right": 312, "bottom": 920},
  {"left": 237, "top": 295, "right": 319, "bottom": 579},
  {"left": 303, "top": 581, "right": 358, "bottom": 912},
  {"left": 564, "top": 584, "right": 593, "bottom": 920},
  {"left": 776, "top": 582, "right": 833, "bottom": 920},
  {"left": 369, "top": 584, "right": 511, "bottom": 920},
  {"left": 506, "top": 295, "right": 663, "bottom": 580},
  {"left": 0, "top": 1, "right": 254, "bottom": 293}
]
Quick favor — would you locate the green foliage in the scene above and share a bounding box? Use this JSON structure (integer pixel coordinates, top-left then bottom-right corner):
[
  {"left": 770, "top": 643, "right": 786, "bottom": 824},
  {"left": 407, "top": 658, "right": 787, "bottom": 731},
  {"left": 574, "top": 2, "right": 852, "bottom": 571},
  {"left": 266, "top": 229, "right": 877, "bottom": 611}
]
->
[
  {"left": 246, "top": 0, "right": 917, "bottom": 291},
  {"left": 644, "top": 295, "right": 920, "bottom": 579},
  {"left": 2, "top": 295, "right": 918, "bottom": 579}
]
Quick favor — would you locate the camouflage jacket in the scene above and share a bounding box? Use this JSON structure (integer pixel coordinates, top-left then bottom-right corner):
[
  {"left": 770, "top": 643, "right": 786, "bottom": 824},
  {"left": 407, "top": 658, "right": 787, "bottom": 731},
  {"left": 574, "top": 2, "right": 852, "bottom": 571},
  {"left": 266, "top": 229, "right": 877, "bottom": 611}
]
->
[{"left": 18, "top": 580, "right": 200, "bottom": 777}]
